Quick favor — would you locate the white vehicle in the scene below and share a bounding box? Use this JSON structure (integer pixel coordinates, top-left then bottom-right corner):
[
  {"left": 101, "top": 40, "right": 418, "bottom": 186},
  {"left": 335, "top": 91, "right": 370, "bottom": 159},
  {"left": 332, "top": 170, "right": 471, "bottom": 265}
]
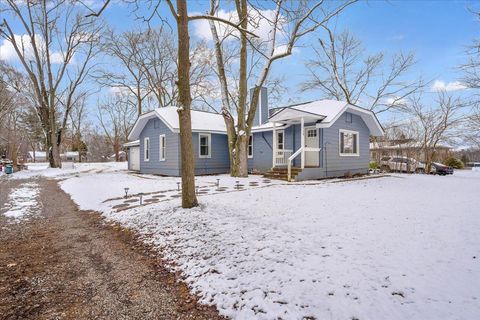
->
[{"left": 380, "top": 156, "right": 426, "bottom": 173}]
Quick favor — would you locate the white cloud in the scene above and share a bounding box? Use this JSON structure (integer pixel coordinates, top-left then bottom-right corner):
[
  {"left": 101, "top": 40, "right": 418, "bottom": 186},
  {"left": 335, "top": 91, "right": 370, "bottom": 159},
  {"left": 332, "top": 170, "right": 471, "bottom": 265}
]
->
[
  {"left": 385, "top": 97, "right": 407, "bottom": 106},
  {"left": 192, "top": 8, "right": 286, "bottom": 43},
  {"left": 431, "top": 80, "right": 467, "bottom": 92},
  {"left": 0, "top": 34, "right": 66, "bottom": 64}
]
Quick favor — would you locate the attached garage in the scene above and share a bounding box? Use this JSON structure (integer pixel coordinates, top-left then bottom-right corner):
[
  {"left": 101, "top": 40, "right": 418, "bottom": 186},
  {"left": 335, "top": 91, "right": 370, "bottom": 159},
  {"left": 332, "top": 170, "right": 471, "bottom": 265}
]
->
[{"left": 124, "top": 140, "right": 140, "bottom": 171}]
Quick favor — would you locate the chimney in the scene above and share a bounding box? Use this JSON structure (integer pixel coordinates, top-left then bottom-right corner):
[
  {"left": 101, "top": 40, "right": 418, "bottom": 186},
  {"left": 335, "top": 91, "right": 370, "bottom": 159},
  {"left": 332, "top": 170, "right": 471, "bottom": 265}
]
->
[{"left": 250, "top": 87, "right": 268, "bottom": 126}]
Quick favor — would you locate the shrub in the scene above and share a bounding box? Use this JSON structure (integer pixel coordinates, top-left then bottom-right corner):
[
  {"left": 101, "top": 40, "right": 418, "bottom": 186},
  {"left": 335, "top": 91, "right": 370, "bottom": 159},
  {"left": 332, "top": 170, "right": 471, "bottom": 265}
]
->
[
  {"left": 444, "top": 157, "right": 464, "bottom": 169},
  {"left": 369, "top": 161, "right": 378, "bottom": 169}
]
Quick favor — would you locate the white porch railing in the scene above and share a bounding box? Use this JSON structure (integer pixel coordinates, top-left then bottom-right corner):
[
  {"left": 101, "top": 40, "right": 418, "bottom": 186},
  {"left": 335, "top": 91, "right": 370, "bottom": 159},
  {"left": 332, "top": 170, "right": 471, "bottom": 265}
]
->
[
  {"left": 287, "top": 147, "right": 321, "bottom": 181},
  {"left": 274, "top": 149, "right": 293, "bottom": 166}
]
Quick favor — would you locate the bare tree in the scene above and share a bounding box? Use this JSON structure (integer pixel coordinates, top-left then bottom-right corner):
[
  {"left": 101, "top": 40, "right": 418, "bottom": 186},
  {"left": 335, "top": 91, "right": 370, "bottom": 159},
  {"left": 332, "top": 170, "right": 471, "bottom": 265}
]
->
[
  {"left": 0, "top": 0, "right": 102, "bottom": 168},
  {"left": 407, "top": 92, "right": 468, "bottom": 172},
  {"left": 302, "top": 28, "right": 423, "bottom": 114},
  {"left": 97, "top": 29, "right": 153, "bottom": 116},
  {"left": 208, "top": 0, "right": 357, "bottom": 177},
  {"left": 97, "top": 94, "right": 136, "bottom": 162}
]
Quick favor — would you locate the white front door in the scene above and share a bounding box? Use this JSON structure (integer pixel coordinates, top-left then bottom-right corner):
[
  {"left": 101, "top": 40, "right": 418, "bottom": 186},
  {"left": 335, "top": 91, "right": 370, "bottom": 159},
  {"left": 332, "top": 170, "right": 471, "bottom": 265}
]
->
[{"left": 304, "top": 127, "right": 319, "bottom": 167}]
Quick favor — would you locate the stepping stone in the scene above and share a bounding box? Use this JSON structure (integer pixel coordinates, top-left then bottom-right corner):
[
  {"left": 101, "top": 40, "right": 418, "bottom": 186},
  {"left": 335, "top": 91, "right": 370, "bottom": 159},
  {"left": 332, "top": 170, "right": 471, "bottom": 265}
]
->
[
  {"left": 262, "top": 180, "right": 271, "bottom": 183},
  {"left": 249, "top": 182, "right": 259, "bottom": 186},
  {"left": 113, "top": 203, "right": 130, "bottom": 209},
  {"left": 124, "top": 199, "right": 138, "bottom": 203},
  {"left": 170, "top": 194, "right": 181, "bottom": 198},
  {"left": 197, "top": 191, "right": 208, "bottom": 195},
  {"left": 216, "top": 187, "right": 228, "bottom": 191},
  {"left": 152, "top": 194, "right": 166, "bottom": 198},
  {"left": 144, "top": 198, "right": 159, "bottom": 203}
]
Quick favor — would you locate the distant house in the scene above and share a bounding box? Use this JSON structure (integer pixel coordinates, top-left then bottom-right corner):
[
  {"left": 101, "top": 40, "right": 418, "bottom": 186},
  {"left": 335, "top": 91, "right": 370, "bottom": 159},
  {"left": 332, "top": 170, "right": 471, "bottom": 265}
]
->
[
  {"left": 370, "top": 139, "right": 452, "bottom": 164},
  {"left": 61, "top": 151, "right": 80, "bottom": 162},
  {"left": 27, "top": 151, "right": 47, "bottom": 162},
  {"left": 126, "top": 88, "right": 384, "bottom": 181}
]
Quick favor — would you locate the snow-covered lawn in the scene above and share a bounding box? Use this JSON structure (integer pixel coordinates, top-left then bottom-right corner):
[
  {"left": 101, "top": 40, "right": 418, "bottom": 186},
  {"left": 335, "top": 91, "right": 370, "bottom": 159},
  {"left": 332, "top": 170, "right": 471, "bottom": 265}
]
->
[
  {"left": 5, "top": 161, "right": 127, "bottom": 180},
  {"left": 54, "top": 166, "right": 480, "bottom": 320}
]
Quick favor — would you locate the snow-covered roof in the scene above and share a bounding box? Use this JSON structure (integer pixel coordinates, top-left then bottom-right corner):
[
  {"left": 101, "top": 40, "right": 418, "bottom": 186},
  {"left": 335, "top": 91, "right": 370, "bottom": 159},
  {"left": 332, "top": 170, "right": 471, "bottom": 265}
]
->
[
  {"left": 123, "top": 140, "right": 140, "bottom": 147},
  {"left": 129, "top": 107, "right": 227, "bottom": 140},
  {"left": 28, "top": 151, "right": 47, "bottom": 158},
  {"left": 129, "top": 100, "right": 384, "bottom": 140},
  {"left": 270, "top": 100, "right": 384, "bottom": 137},
  {"left": 65, "top": 151, "right": 79, "bottom": 157}
]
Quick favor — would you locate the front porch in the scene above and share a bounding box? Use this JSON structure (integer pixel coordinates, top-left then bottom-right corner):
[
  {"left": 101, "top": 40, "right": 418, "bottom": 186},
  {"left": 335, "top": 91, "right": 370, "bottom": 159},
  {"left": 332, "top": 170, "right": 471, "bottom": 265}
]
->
[{"left": 266, "top": 109, "right": 325, "bottom": 181}]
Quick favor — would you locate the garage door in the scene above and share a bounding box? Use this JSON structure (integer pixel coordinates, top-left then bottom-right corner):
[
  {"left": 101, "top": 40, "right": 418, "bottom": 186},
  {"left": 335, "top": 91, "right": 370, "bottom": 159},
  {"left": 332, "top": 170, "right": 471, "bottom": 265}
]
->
[{"left": 129, "top": 146, "right": 140, "bottom": 171}]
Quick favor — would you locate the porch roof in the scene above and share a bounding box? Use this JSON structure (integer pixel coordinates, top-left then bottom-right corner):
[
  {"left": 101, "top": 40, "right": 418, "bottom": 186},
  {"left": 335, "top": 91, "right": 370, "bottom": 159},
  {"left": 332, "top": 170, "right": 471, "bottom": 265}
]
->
[{"left": 268, "top": 107, "right": 326, "bottom": 124}]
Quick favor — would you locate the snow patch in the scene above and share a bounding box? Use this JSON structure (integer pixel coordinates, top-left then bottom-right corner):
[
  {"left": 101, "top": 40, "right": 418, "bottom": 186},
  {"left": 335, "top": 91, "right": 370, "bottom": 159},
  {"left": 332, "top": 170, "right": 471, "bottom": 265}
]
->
[{"left": 2, "top": 182, "right": 40, "bottom": 222}]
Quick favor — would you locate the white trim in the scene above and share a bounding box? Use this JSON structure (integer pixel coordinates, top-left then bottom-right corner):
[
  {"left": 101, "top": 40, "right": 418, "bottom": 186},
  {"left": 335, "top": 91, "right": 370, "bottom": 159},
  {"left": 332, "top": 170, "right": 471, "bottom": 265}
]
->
[
  {"left": 144, "top": 137, "right": 150, "bottom": 162},
  {"left": 159, "top": 134, "right": 166, "bottom": 161},
  {"left": 199, "top": 133, "right": 211, "bottom": 158},
  {"left": 316, "top": 105, "right": 384, "bottom": 136},
  {"left": 248, "top": 134, "right": 253, "bottom": 158},
  {"left": 339, "top": 129, "right": 359, "bottom": 157}
]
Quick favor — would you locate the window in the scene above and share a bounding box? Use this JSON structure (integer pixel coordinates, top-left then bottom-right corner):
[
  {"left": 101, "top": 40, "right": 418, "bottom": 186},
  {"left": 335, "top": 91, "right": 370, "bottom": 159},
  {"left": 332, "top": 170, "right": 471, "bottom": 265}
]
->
[
  {"left": 307, "top": 129, "right": 317, "bottom": 137},
  {"left": 248, "top": 135, "right": 253, "bottom": 158},
  {"left": 159, "top": 134, "right": 166, "bottom": 161},
  {"left": 277, "top": 131, "right": 284, "bottom": 150},
  {"left": 345, "top": 112, "right": 353, "bottom": 123},
  {"left": 199, "top": 133, "right": 211, "bottom": 158},
  {"left": 144, "top": 137, "right": 150, "bottom": 161},
  {"left": 339, "top": 129, "right": 359, "bottom": 156}
]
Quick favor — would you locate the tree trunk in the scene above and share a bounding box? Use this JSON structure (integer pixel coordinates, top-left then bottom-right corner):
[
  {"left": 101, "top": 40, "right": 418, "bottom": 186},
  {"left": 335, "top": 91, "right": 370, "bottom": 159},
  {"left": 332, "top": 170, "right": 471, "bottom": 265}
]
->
[
  {"left": 229, "top": 0, "right": 249, "bottom": 178},
  {"left": 176, "top": 0, "right": 198, "bottom": 208},
  {"left": 230, "top": 134, "right": 248, "bottom": 177}
]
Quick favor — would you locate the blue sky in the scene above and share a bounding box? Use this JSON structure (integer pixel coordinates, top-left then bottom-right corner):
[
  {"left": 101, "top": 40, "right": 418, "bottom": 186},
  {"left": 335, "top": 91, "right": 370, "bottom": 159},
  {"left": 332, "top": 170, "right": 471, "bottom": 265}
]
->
[
  {"left": 100, "top": 1, "right": 479, "bottom": 118},
  {"left": 1, "top": 0, "right": 479, "bottom": 122}
]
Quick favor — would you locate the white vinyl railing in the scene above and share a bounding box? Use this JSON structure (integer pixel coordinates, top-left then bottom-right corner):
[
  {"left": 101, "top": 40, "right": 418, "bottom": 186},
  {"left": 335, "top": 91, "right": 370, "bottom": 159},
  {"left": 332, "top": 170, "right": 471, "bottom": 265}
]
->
[
  {"left": 287, "top": 147, "right": 321, "bottom": 181},
  {"left": 274, "top": 149, "right": 293, "bottom": 167}
]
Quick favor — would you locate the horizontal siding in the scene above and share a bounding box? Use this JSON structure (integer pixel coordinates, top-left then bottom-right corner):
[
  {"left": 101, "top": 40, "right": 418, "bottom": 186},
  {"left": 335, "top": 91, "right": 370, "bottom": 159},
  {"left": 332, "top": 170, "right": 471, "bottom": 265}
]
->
[
  {"left": 191, "top": 132, "right": 230, "bottom": 175},
  {"left": 139, "top": 118, "right": 180, "bottom": 176},
  {"left": 249, "top": 131, "right": 273, "bottom": 173},
  {"left": 322, "top": 112, "right": 370, "bottom": 174}
]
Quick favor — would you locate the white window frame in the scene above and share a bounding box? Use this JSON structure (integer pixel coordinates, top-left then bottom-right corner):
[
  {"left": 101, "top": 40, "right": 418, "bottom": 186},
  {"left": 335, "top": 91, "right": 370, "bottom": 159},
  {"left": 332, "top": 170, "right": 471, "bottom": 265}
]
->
[
  {"left": 339, "top": 129, "right": 359, "bottom": 157},
  {"left": 277, "top": 130, "right": 285, "bottom": 150},
  {"left": 159, "top": 134, "right": 166, "bottom": 161},
  {"left": 248, "top": 135, "right": 253, "bottom": 158},
  {"left": 199, "top": 133, "right": 211, "bottom": 158},
  {"left": 144, "top": 137, "right": 150, "bottom": 162}
]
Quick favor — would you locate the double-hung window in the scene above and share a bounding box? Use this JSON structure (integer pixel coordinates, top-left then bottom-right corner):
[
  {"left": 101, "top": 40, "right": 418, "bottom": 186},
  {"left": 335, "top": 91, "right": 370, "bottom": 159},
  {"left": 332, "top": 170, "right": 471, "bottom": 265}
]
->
[
  {"left": 248, "top": 135, "right": 253, "bottom": 158},
  {"left": 199, "top": 133, "right": 211, "bottom": 158},
  {"left": 339, "top": 129, "right": 359, "bottom": 156},
  {"left": 159, "top": 134, "right": 166, "bottom": 161},
  {"left": 144, "top": 137, "right": 150, "bottom": 161}
]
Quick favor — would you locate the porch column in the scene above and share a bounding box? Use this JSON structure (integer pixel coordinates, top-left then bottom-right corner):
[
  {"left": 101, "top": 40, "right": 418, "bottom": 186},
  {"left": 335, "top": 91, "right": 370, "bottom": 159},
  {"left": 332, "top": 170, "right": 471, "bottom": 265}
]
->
[
  {"left": 301, "top": 117, "right": 305, "bottom": 169},
  {"left": 272, "top": 122, "right": 277, "bottom": 168}
]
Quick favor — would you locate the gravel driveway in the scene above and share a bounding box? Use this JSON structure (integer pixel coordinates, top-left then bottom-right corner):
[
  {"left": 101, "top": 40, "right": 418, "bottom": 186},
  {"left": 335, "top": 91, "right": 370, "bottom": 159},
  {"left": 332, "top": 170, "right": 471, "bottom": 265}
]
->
[{"left": 0, "top": 177, "right": 224, "bottom": 320}]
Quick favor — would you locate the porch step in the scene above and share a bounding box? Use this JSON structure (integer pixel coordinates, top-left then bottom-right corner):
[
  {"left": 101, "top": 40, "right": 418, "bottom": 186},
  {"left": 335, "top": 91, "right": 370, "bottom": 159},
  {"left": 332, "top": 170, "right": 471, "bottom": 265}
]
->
[{"left": 264, "top": 167, "right": 302, "bottom": 181}]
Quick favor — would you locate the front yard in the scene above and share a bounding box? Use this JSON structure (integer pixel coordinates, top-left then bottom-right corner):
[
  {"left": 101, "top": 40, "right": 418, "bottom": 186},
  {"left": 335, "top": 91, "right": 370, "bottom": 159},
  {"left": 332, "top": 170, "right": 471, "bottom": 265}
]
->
[{"left": 4, "top": 164, "right": 479, "bottom": 319}]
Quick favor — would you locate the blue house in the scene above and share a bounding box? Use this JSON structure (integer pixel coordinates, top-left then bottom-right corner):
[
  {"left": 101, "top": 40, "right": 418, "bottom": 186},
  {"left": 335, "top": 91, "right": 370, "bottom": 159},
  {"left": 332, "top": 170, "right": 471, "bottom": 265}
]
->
[{"left": 126, "top": 89, "right": 384, "bottom": 181}]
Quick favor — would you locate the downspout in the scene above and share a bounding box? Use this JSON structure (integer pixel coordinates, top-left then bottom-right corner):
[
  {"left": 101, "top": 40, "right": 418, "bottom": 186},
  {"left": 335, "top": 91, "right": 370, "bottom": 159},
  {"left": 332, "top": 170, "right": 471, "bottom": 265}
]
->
[{"left": 324, "top": 141, "right": 330, "bottom": 178}]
